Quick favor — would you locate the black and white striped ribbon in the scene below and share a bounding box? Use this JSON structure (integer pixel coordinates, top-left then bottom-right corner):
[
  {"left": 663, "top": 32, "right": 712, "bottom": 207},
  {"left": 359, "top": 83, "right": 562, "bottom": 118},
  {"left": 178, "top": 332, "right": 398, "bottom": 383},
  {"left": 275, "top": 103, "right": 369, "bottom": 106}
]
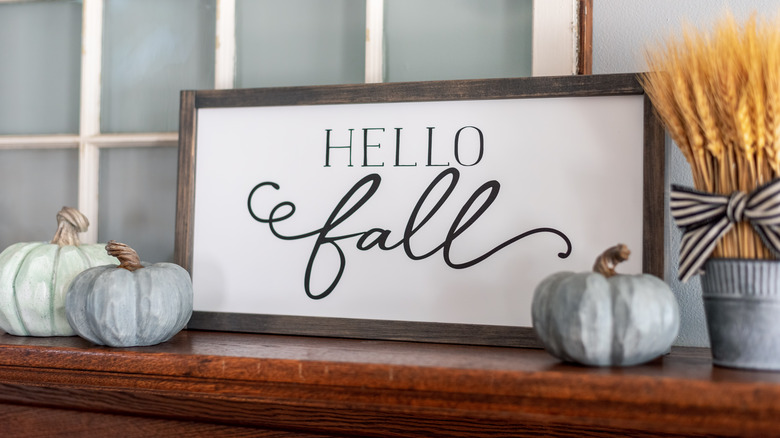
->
[{"left": 670, "top": 181, "right": 780, "bottom": 282}]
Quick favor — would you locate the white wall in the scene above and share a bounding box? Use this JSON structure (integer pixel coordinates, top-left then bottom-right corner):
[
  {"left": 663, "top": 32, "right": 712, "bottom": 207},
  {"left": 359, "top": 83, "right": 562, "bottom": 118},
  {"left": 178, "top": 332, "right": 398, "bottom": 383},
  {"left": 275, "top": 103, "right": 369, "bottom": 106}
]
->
[{"left": 593, "top": 0, "right": 780, "bottom": 347}]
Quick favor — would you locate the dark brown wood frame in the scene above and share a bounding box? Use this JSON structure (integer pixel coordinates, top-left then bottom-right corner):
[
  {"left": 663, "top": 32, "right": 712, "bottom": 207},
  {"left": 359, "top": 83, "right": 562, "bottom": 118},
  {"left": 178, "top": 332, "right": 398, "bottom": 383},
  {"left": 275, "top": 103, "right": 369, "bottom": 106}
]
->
[
  {"left": 174, "top": 73, "right": 665, "bottom": 348},
  {"left": 578, "top": 0, "right": 594, "bottom": 75}
]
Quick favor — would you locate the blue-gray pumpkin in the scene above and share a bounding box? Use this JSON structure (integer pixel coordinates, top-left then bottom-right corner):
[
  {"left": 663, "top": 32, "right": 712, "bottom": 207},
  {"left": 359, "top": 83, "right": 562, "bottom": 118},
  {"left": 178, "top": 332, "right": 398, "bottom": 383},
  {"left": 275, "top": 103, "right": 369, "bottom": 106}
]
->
[
  {"left": 532, "top": 244, "right": 680, "bottom": 366},
  {"left": 65, "top": 241, "right": 192, "bottom": 347}
]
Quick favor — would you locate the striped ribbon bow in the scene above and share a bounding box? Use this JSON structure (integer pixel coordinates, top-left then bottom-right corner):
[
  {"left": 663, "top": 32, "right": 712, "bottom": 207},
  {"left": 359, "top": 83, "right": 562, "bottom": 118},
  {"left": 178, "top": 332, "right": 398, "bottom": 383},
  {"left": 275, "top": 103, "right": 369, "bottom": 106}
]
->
[{"left": 670, "top": 181, "right": 780, "bottom": 282}]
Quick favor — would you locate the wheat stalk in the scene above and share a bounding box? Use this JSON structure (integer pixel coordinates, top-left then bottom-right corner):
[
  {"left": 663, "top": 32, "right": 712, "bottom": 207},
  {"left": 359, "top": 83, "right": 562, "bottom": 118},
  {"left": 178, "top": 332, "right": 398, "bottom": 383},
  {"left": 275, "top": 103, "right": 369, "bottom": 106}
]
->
[{"left": 641, "top": 13, "right": 780, "bottom": 260}]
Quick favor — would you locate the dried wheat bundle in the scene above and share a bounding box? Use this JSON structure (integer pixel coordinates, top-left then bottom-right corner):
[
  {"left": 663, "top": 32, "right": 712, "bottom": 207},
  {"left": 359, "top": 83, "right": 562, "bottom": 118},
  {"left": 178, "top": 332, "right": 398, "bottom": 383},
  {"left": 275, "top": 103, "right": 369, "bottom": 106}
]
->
[{"left": 641, "top": 13, "right": 780, "bottom": 259}]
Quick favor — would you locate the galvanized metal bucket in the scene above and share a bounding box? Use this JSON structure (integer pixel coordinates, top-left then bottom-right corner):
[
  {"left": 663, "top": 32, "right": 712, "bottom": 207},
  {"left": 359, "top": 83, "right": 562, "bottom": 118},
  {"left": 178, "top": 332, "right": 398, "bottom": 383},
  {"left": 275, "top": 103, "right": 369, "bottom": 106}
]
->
[{"left": 700, "top": 258, "right": 780, "bottom": 370}]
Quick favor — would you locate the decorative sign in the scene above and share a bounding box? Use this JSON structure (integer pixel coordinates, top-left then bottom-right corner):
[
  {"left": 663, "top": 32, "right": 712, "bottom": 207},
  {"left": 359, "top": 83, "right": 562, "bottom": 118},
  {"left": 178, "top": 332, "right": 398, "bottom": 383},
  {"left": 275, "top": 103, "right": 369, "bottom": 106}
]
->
[{"left": 175, "top": 74, "right": 665, "bottom": 347}]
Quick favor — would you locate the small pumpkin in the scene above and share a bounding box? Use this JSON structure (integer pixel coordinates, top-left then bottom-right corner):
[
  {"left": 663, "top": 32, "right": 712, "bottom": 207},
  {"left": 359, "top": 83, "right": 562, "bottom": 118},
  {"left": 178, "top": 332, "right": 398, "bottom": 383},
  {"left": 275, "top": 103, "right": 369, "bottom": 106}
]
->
[
  {"left": 65, "top": 241, "right": 193, "bottom": 347},
  {"left": 0, "top": 207, "right": 118, "bottom": 336},
  {"left": 532, "top": 244, "right": 680, "bottom": 366}
]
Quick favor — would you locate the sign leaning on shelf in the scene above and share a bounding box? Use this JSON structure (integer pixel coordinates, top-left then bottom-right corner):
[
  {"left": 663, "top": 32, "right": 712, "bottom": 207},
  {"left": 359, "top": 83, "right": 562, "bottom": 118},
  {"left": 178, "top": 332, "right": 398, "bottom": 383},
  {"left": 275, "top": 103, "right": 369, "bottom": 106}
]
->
[{"left": 174, "top": 74, "right": 664, "bottom": 348}]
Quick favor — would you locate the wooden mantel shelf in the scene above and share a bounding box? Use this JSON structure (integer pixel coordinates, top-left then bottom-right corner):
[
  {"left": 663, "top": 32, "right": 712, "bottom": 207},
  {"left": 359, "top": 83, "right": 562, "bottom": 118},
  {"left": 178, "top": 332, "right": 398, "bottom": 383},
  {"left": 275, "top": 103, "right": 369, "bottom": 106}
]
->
[{"left": 0, "top": 331, "right": 779, "bottom": 437}]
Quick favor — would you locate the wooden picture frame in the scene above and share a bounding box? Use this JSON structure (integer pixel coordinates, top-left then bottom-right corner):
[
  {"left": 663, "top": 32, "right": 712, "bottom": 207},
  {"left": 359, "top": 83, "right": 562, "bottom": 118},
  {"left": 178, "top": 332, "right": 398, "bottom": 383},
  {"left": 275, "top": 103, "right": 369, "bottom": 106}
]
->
[{"left": 175, "top": 73, "right": 665, "bottom": 348}]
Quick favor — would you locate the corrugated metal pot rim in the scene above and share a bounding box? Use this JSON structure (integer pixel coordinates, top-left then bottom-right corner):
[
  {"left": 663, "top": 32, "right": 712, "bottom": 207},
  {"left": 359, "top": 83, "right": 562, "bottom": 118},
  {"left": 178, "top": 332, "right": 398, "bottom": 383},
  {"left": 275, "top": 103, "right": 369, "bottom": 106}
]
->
[
  {"left": 701, "top": 258, "right": 780, "bottom": 297},
  {"left": 701, "top": 258, "right": 780, "bottom": 371}
]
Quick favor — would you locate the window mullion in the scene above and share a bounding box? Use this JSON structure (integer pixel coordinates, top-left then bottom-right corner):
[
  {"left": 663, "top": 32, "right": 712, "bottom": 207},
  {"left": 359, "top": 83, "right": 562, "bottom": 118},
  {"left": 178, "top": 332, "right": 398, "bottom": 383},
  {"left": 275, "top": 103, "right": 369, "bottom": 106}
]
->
[
  {"left": 532, "top": 0, "right": 578, "bottom": 76},
  {"left": 91, "top": 133, "right": 179, "bottom": 148},
  {"left": 215, "top": 0, "right": 236, "bottom": 89},
  {"left": 78, "top": 0, "right": 104, "bottom": 244},
  {"left": 0, "top": 135, "right": 79, "bottom": 150},
  {"left": 365, "top": 0, "right": 383, "bottom": 83}
]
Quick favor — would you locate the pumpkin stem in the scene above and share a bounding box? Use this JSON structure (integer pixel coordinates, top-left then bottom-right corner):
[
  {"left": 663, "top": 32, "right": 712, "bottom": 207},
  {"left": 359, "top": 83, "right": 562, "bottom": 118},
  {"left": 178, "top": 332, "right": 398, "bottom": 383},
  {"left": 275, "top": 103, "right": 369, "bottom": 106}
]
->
[
  {"left": 106, "top": 241, "right": 143, "bottom": 271},
  {"left": 593, "top": 244, "right": 631, "bottom": 278},
  {"left": 50, "top": 207, "right": 89, "bottom": 247}
]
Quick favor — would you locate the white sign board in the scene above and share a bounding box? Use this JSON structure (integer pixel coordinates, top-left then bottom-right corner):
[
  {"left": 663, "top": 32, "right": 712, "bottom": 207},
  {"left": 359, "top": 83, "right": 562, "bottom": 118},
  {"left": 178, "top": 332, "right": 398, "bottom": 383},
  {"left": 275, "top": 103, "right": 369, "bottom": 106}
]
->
[{"left": 176, "top": 75, "right": 664, "bottom": 347}]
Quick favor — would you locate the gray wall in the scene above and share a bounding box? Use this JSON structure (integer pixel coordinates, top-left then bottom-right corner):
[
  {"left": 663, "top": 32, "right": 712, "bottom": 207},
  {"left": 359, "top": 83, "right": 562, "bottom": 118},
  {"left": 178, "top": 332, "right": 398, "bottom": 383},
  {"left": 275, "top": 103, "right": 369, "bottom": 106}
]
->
[{"left": 593, "top": 0, "right": 780, "bottom": 347}]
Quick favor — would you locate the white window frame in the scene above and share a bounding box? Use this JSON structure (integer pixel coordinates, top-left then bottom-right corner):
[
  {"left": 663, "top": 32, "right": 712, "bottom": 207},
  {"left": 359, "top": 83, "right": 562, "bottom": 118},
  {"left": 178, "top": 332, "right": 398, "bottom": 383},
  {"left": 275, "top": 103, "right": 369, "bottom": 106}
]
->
[{"left": 0, "top": 0, "right": 580, "bottom": 244}]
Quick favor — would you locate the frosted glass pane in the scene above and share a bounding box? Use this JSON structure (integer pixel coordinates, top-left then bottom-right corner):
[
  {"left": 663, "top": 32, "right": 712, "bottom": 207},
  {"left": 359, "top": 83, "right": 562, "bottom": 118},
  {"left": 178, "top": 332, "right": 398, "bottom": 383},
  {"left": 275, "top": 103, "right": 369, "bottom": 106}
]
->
[
  {"left": 98, "top": 147, "right": 177, "bottom": 263},
  {"left": 385, "top": 0, "right": 533, "bottom": 82},
  {"left": 102, "top": 0, "right": 216, "bottom": 133},
  {"left": 0, "top": 2, "right": 81, "bottom": 135},
  {"left": 236, "top": 0, "right": 365, "bottom": 87},
  {"left": 0, "top": 149, "right": 79, "bottom": 249}
]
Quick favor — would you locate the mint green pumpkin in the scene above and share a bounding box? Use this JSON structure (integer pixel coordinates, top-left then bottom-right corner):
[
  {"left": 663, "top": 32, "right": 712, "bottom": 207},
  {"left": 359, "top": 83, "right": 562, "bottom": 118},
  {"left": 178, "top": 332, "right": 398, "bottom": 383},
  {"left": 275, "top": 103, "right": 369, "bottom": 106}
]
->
[
  {"left": 65, "top": 241, "right": 193, "bottom": 347},
  {"left": 0, "top": 207, "right": 118, "bottom": 336}
]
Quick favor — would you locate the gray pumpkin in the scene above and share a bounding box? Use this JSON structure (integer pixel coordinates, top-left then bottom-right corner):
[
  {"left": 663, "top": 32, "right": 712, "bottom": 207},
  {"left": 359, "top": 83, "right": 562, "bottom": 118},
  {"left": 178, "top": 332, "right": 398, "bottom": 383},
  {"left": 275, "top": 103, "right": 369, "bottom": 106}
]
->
[
  {"left": 65, "top": 241, "right": 193, "bottom": 347},
  {"left": 532, "top": 244, "right": 680, "bottom": 366}
]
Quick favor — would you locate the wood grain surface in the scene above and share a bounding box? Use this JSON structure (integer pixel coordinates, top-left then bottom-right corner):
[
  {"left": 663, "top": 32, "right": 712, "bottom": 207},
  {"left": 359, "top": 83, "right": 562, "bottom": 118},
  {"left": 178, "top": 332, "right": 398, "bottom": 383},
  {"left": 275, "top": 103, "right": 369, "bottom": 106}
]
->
[{"left": 0, "top": 330, "right": 778, "bottom": 437}]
